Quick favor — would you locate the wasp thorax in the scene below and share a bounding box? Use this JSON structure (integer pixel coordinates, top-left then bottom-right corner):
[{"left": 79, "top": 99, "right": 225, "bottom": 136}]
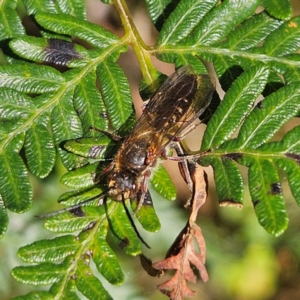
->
[{"left": 107, "top": 170, "right": 138, "bottom": 201}]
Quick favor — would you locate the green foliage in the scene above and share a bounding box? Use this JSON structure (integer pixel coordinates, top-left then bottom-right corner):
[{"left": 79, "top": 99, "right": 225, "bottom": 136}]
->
[
  {"left": 0, "top": 0, "right": 300, "bottom": 298},
  {"left": 0, "top": 0, "right": 25, "bottom": 40}
]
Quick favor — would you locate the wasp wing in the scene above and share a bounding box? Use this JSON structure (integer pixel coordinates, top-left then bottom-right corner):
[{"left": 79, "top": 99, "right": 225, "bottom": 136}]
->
[{"left": 128, "top": 66, "right": 215, "bottom": 150}]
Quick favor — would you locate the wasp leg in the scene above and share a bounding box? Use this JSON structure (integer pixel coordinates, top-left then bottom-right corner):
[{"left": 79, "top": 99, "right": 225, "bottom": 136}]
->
[
  {"left": 173, "top": 122, "right": 199, "bottom": 142},
  {"left": 143, "top": 190, "right": 154, "bottom": 206},
  {"left": 172, "top": 141, "right": 200, "bottom": 208},
  {"left": 173, "top": 113, "right": 212, "bottom": 143},
  {"left": 133, "top": 192, "right": 145, "bottom": 215},
  {"left": 164, "top": 139, "right": 208, "bottom": 162},
  {"left": 94, "top": 161, "right": 115, "bottom": 184},
  {"left": 165, "top": 153, "right": 202, "bottom": 162},
  {"left": 142, "top": 99, "right": 150, "bottom": 110},
  {"left": 173, "top": 142, "right": 194, "bottom": 192},
  {"left": 133, "top": 170, "right": 151, "bottom": 215}
]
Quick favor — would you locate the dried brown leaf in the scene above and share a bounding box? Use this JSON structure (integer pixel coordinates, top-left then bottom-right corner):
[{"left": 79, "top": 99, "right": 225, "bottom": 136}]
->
[
  {"left": 189, "top": 163, "right": 207, "bottom": 223},
  {"left": 158, "top": 271, "right": 196, "bottom": 300},
  {"left": 153, "top": 228, "right": 208, "bottom": 299},
  {"left": 153, "top": 162, "right": 209, "bottom": 299}
]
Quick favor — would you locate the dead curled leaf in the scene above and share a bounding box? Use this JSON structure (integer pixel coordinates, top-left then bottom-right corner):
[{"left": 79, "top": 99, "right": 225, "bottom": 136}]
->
[
  {"left": 188, "top": 162, "right": 208, "bottom": 224},
  {"left": 139, "top": 253, "right": 164, "bottom": 277},
  {"left": 152, "top": 162, "right": 209, "bottom": 300}
]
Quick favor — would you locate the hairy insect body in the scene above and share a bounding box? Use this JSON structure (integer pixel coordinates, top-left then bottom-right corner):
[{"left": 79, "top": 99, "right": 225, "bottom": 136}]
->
[
  {"left": 107, "top": 132, "right": 159, "bottom": 201},
  {"left": 120, "top": 132, "right": 159, "bottom": 170},
  {"left": 105, "top": 66, "right": 214, "bottom": 208}
]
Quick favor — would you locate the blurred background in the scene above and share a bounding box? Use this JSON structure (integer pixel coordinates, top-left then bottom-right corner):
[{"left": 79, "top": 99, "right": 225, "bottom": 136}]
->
[{"left": 1, "top": 0, "right": 300, "bottom": 299}]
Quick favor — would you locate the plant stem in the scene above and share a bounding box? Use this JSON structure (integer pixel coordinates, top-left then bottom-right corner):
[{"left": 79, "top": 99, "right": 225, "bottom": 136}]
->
[{"left": 114, "top": 0, "right": 157, "bottom": 85}]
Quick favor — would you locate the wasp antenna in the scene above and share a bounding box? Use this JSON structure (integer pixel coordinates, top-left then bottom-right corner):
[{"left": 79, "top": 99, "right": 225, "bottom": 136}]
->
[
  {"left": 121, "top": 194, "right": 151, "bottom": 249},
  {"left": 36, "top": 190, "right": 109, "bottom": 219},
  {"left": 89, "top": 126, "right": 122, "bottom": 141}
]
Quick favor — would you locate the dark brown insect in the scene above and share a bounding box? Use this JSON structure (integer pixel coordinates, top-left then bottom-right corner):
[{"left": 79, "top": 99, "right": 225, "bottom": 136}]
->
[
  {"left": 41, "top": 66, "right": 214, "bottom": 218},
  {"left": 104, "top": 65, "right": 214, "bottom": 211}
]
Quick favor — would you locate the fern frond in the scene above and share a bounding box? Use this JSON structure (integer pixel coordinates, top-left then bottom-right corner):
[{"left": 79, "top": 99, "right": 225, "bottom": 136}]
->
[
  {"left": 2, "top": 0, "right": 300, "bottom": 299},
  {"left": 200, "top": 76, "right": 300, "bottom": 235}
]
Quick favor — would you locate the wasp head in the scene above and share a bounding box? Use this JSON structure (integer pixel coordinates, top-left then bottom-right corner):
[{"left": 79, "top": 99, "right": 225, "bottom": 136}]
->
[{"left": 107, "top": 170, "right": 138, "bottom": 201}]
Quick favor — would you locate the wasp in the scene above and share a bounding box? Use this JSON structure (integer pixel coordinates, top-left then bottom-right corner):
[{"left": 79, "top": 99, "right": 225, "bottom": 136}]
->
[
  {"left": 42, "top": 65, "right": 214, "bottom": 218},
  {"left": 104, "top": 65, "right": 214, "bottom": 211}
]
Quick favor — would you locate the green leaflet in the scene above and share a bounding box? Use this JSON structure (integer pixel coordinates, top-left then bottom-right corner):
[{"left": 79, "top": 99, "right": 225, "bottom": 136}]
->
[
  {"left": 210, "top": 11, "right": 283, "bottom": 88},
  {"left": 18, "top": 235, "right": 80, "bottom": 263},
  {"left": 108, "top": 202, "right": 142, "bottom": 256},
  {"left": 158, "top": 0, "right": 218, "bottom": 46},
  {"left": 255, "top": 125, "right": 300, "bottom": 205},
  {"left": 0, "top": 88, "right": 36, "bottom": 133},
  {"left": 159, "top": 52, "right": 208, "bottom": 74},
  {"left": 275, "top": 158, "right": 300, "bottom": 206},
  {"left": 262, "top": 71, "right": 285, "bottom": 97},
  {"left": 150, "top": 164, "right": 176, "bottom": 201},
  {"left": 60, "top": 162, "right": 98, "bottom": 189},
  {"left": 116, "top": 110, "right": 137, "bottom": 137},
  {"left": 92, "top": 226, "right": 124, "bottom": 285},
  {"left": 232, "top": 82, "right": 300, "bottom": 149},
  {"left": 144, "top": 0, "right": 173, "bottom": 28},
  {"left": 56, "top": 0, "right": 87, "bottom": 20},
  {"left": 175, "top": 54, "right": 207, "bottom": 74},
  {"left": 0, "top": 33, "right": 129, "bottom": 203},
  {"left": 12, "top": 260, "right": 69, "bottom": 285},
  {"left": 24, "top": 114, "right": 56, "bottom": 178},
  {"left": 10, "top": 37, "right": 91, "bottom": 67},
  {"left": 58, "top": 186, "right": 103, "bottom": 206},
  {"left": 35, "top": 13, "right": 118, "bottom": 48},
  {"left": 50, "top": 280, "right": 79, "bottom": 300},
  {"left": 13, "top": 291, "right": 54, "bottom": 300},
  {"left": 262, "top": 0, "right": 292, "bottom": 20},
  {"left": 0, "top": 134, "right": 32, "bottom": 213},
  {"left": 263, "top": 16, "right": 300, "bottom": 57},
  {"left": 75, "top": 259, "right": 113, "bottom": 300},
  {"left": 0, "top": 0, "right": 25, "bottom": 40},
  {"left": 273, "top": 54, "right": 300, "bottom": 83},
  {"left": 0, "top": 64, "right": 65, "bottom": 93},
  {"left": 14, "top": 201, "right": 126, "bottom": 298},
  {"left": 278, "top": 125, "right": 300, "bottom": 154},
  {"left": 63, "top": 136, "right": 116, "bottom": 158},
  {"left": 208, "top": 57, "right": 244, "bottom": 91},
  {"left": 50, "top": 84, "right": 83, "bottom": 167},
  {"left": 73, "top": 72, "right": 108, "bottom": 135},
  {"left": 154, "top": 1, "right": 300, "bottom": 87},
  {"left": 220, "top": 11, "right": 283, "bottom": 51},
  {"left": 183, "top": 0, "right": 261, "bottom": 46},
  {"left": 0, "top": 197, "right": 8, "bottom": 238},
  {"left": 131, "top": 199, "right": 161, "bottom": 232},
  {"left": 200, "top": 118, "right": 300, "bottom": 236},
  {"left": 43, "top": 210, "right": 100, "bottom": 233},
  {"left": 243, "top": 157, "right": 288, "bottom": 236},
  {"left": 202, "top": 65, "right": 269, "bottom": 150},
  {"left": 22, "top": 0, "right": 57, "bottom": 15},
  {"left": 97, "top": 59, "right": 133, "bottom": 130},
  {"left": 201, "top": 156, "right": 244, "bottom": 206}
]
